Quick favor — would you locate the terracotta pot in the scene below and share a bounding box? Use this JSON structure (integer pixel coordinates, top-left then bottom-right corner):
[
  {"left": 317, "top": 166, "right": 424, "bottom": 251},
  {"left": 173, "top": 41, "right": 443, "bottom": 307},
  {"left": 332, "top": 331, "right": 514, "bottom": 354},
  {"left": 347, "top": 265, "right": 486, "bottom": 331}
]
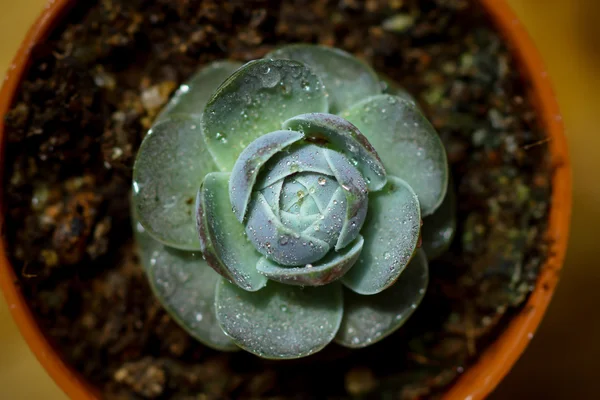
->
[{"left": 0, "top": 0, "right": 571, "bottom": 399}]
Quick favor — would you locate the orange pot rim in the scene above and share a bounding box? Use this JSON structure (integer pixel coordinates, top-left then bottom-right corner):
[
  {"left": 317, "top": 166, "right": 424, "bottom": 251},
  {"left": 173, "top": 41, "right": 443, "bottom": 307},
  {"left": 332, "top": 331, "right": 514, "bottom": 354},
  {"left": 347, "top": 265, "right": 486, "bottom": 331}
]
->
[{"left": 0, "top": 1, "right": 571, "bottom": 399}]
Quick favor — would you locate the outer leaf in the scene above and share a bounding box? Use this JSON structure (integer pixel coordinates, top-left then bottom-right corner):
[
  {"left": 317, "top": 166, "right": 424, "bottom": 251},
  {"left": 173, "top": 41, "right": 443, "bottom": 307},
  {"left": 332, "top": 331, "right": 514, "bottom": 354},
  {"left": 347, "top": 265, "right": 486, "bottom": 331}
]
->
[
  {"left": 134, "top": 220, "right": 238, "bottom": 351},
  {"left": 341, "top": 94, "right": 448, "bottom": 216},
  {"left": 283, "top": 113, "right": 387, "bottom": 191},
  {"left": 342, "top": 176, "right": 421, "bottom": 295},
  {"left": 133, "top": 115, "right": 217, "bottom": 250},
  {"left": 196, "top": 172, "right": 267, "bottom": 291},
  {"left": 256, "top": 236, "right": 364, "bottom": 286},
  {"left": 156, "top": 60, "right": 243, "bottom": 122},
  {"left": 335, "top": 249, "right": 428, "bottom": 348},
  {"left": 229, "top": 130, "right": 304, "bottom": 222},
  {"left": 267, "top": 44, "right": 381, "bottom": 113},
  {"left": 215, "top": 279, "right": 343, "bottom": 359},
  {"left": 422, "top": 182, "right": 456, "bottom": 260},
  {"left": 202, "top": 59, "right": 328, "bottom": 170}
]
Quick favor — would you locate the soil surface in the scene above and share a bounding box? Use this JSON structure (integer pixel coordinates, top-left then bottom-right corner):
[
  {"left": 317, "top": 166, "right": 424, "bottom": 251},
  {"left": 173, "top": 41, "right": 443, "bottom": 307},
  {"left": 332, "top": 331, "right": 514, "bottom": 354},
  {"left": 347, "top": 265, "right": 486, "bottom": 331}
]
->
[{"left": 3, "top": 0, "right": 552, "bottom": 398}]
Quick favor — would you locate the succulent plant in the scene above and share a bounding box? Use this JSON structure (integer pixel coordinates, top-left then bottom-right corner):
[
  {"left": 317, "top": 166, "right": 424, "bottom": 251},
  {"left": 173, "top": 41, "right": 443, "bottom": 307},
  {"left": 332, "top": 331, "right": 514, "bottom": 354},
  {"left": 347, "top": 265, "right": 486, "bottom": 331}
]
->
[{"left": 132, "top": 44, "right": 455, "bottom": 359}]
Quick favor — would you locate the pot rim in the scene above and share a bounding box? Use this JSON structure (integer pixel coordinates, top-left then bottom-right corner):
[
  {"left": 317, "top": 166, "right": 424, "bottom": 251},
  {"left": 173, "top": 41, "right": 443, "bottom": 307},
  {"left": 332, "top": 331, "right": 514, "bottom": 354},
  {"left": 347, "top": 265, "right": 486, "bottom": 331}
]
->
[{"left": 0, "top": 1, "right": 571, "bottom": 399}]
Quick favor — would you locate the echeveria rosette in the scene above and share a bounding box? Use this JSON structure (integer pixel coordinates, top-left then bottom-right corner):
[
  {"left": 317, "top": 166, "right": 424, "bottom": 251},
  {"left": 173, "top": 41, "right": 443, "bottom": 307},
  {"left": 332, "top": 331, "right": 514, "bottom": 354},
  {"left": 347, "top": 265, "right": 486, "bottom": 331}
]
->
[{"left": 132, "top": 44, "right": 455, "bottom": 359}]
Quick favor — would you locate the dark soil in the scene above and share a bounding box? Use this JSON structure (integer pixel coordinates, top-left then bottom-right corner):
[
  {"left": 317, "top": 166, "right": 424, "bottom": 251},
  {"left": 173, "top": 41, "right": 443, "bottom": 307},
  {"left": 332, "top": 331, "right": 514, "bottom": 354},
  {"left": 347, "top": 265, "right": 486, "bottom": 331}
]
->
[{"left": 2, "top": 0, "right": 552, "bottom": 399}]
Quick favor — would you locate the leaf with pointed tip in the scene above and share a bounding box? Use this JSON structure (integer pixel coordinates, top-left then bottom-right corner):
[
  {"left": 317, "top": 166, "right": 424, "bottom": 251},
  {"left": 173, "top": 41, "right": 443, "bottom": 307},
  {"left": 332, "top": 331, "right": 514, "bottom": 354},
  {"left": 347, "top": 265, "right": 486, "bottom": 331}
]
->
[
  {"left": 325, "top": 150, "right": 368, "bottom": 250},
  {"left": 134, "top": 220, "right": 238, "bottom": 351},
  {"left": 335, "top": 249, "right": 428, "bottom": 348},
  {"left": 245, "top": 193, "right": 330, "bottom": 266},
  {"left": 422, "top": 182, "right": 456, "bottom": 260},
  {"left": 202, "top": 59, "right": 328, "bottom": 170},
  {"left": 342, "top": 176, "right": 421, "bottom": 295},
  {"left": 196, "top": 172, "right": 267, "bottom": 291},
  {"left": 257, "top": 236, "right": 364, "bottom": 286},
  {"left": 341, "top": 95, "right": 448, "bottom": 216},
  {"left": 229, "top": 130, "right": 304, "bottom": 222},
  {"left": 215, "top": 279, "right": 343, "bottom": 359},
  {"left": 156, "top": 60, "right": 243, "bottom": 122},
  {"left": 133, "top": 115, "right": 217, "bottom": 250},
  {"left": 267, "top": 44, "right": 381, "bottom": 113},
  {"left": 283, "top": 113, "right": 387, "bottom": 191}
]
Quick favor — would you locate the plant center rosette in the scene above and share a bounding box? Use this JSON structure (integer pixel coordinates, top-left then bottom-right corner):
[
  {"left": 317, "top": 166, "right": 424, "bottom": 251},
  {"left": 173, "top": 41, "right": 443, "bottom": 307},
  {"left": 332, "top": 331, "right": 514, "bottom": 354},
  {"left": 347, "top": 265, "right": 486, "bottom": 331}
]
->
[{"left": 132, "top": 45, "right": 454, "bottom": 359}]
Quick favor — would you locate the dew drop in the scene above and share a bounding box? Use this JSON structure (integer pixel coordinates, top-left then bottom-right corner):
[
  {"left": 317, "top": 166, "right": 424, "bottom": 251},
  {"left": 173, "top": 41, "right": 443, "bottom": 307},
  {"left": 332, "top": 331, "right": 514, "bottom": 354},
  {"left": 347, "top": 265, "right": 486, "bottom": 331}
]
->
[{"left": 318, "top": 177, "right": 327, "bottom": 186}]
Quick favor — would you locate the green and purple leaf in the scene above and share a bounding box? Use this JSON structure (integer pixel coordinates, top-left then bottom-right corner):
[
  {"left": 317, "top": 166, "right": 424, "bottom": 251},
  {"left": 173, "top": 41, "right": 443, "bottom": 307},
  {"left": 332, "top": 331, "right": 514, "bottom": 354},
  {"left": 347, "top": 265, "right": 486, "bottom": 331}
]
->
[
  {"left": 283, "top": 113, "right": 387, "bottom": 191},
  {"left": 256, "top": 236, "right": 364, "bottom": 286},
  {"left": 196, "top": 172, "right": 267, "bottom": 291},
  {"left": 229, "top": 130, "right": 304, "bottom": 222}
]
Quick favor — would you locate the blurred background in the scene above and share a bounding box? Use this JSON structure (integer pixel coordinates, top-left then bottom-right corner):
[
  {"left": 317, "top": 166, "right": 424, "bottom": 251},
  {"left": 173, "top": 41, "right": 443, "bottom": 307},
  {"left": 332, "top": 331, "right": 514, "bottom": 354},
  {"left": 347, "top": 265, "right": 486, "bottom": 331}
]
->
[{"left": 0, "top": 0, "right": 598, "bottom": 398}]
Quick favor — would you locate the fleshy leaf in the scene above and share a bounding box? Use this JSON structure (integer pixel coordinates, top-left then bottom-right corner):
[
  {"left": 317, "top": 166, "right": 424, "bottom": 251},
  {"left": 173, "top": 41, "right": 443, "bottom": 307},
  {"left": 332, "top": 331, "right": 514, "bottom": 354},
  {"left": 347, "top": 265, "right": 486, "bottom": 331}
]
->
[
  {"left": 335, "top": 249, "right": 428, "bottom": 348},
  {"left": 156, "top": 60, "right": 243, "bottom": 122},
  {"left": 422, "top": 182, "right": 456, "bottom": 260},
  {"left": 283, "top": 113, "right": 387, "bottom": 191},
  {"left": 325, "top": 150, "right": 368, "bottom": 250},
  {"left": 341, "top": 94, "right": 448, "bottom": 216},
  {"left": 215, "top": 279, "right": 343, "bottom": 359},
  {"left": 342, "top": 176, "right": 421, "bottom": 295},
  {"left": 256, "top": 144, "right": 335, "bottom": 189},
  {"left": 245, "top": 193, "right": 330, "bottom": 266},
  {"left": 303, "top": 187, "right": 346, "bottom": 247},
  {"left": 133, "top": 115, "right": 217, "bottom": 250},
  {"left": 229, "top": 130, "right": 304, "bottom": 222},
  {"left": 256, "top": 236, "right": 364, "bottom": 286},
  {"left": 202, "top": 59, "right": 328, "bottom": 170},
  {"left": 134, "top": 220, "right": 238, "bottom": 351},
  {"left": 267, "top": 44, "right": 381, "bottom": 113},
  {"left": 196, "top": 172, "right": 267, "bottom": 291}
]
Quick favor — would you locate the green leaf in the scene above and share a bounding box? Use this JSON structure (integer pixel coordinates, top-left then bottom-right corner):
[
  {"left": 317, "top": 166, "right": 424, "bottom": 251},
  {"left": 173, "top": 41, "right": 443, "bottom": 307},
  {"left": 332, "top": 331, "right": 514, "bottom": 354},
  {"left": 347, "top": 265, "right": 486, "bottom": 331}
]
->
[
  {"left": 202, "top": 59, "right": 328, "bottom": 170},
  {"left": 324, "top": 150, "right": 369, "bottom": 250},
  {"left": 283, "top": 113, "right": 387, "bottom": 191},
  {"left": 229, "top": 130, "right": 304, "bottom": 222},
  {"left": 335, "top": 249, "right": 428, "bottom": 348},
  {"left": 342, "top": 176, "right": 421, "bottom": 295},
  {"left": 156, "top": 60, "right": 243, "bottom": 122},
  {"left": 215, "top": 279, "right": 343, "bottom": 359},
  {"left": 196, "top": 172, "right": 267, "bottom": 291},
  {"left": 422, "top": 182, "right": 456, "bottom": 260},
  {"left": 245, "top": 192, "right": 330, "bottom": 266},
  {"left": 341, "top": 95, "right": 448, "bottom": 216},
  {"left": 133, "top": 115, "right": 217, "bottom": 250},
  {"left": 134, "top": 220, "right": 238, "bottom": 351},
  {"left": 267, "top": 44, "right": 381, "bottom": 113},
  {"left": 256, "top": 236, "right": 364, "bottom": 286},
  {"left": 256, "top": 144, "right": 335, "bottom": 189}
]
